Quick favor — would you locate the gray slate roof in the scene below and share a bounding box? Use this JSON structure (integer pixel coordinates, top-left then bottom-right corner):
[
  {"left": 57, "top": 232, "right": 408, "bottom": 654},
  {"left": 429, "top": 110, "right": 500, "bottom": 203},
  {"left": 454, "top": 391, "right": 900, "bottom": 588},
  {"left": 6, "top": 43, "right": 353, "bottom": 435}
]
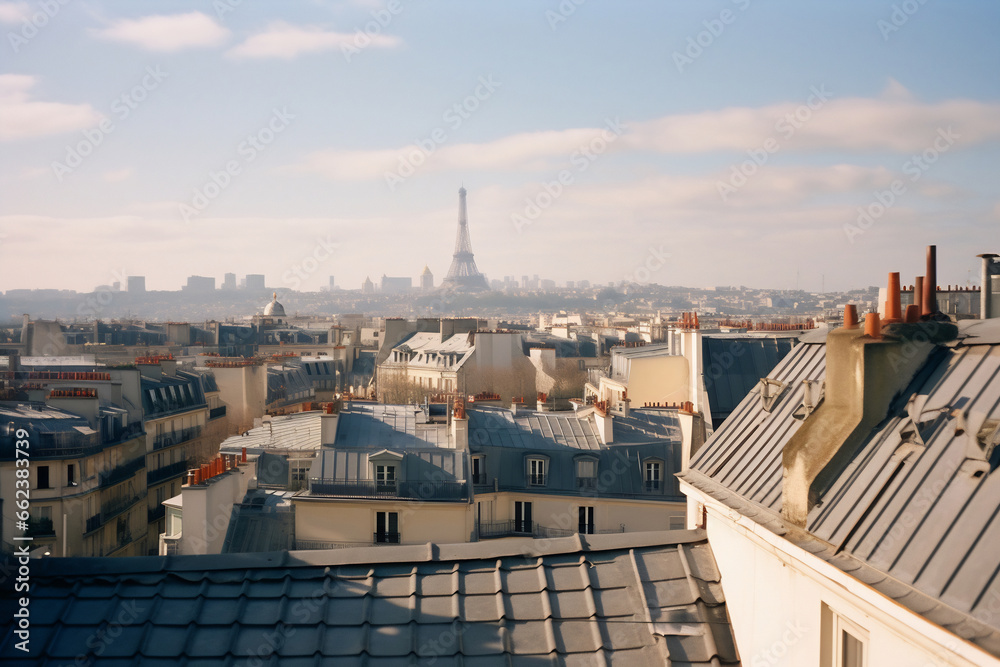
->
[
  {"left": 685, "top": 319, "right": 1000, "bottom": 656},
  {"left": 335, "top": 404, "right": 452, "bottom": 449},
  {"left": 0, "top": 530, "right": 738, "bottom": 666},
  {"left": 701, "top": 334, "right": 797, "bottom": 427},
  {"left": 220, "top": 412, "right": 323, "bottom": 453}
]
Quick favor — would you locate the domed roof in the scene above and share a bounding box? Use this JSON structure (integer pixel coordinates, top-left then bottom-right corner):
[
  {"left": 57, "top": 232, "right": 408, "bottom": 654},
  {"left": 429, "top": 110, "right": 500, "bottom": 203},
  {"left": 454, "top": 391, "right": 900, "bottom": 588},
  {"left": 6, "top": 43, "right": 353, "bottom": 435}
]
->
[{"left": 263, "top": 292, "right": 285, "bottom": 317}]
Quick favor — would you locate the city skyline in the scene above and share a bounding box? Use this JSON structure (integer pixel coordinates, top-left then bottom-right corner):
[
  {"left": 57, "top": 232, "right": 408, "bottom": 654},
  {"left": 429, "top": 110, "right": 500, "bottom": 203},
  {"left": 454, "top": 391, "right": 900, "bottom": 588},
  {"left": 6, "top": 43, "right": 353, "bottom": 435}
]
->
[{"left": 1, "top": 1, "right": 998, "bottom": 294}]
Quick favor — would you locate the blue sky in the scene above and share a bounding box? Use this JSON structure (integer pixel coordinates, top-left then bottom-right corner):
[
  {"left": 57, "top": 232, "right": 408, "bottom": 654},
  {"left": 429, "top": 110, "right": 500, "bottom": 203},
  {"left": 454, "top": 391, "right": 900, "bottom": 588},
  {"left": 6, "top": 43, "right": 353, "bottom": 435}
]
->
[{"left": 1, "top": 0, "right": 998, "bottom": 293}]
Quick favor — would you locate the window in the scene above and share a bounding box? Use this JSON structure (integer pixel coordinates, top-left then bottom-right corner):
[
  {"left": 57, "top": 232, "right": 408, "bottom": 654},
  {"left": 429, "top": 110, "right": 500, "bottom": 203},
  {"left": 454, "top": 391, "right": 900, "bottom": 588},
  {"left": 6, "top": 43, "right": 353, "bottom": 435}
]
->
[
  {"left": 578, "top": 506, "right": 595, "bottom": 534},
  {"left": 67, "top": 464, "right": 76, "bottom": 486},
  {"left": 472, "top": 456, "right": 485, "bottom": 485},
  {"left": 375, "top": 511, "right": 399, "bottom": 543},
  {"left": 528, "top": 458, "right": 547, "bottom": 486},
  {"left": 821, "top": 603, "right": 868, "bottom": 667},
  {"left": 375, "top": 464, "right": 396, "bottom": 491},
  {"left": 644, "top": 461, "right": 661, "bottom": 491},
  {"left": 514, "top": 501, "right": 532, "bottom": 534},
  {"left": 37, "top": 466, "right": 50, "bottom": 489},
  {"left": 576, "top": 458, "right": 597, "bottom": 489}
]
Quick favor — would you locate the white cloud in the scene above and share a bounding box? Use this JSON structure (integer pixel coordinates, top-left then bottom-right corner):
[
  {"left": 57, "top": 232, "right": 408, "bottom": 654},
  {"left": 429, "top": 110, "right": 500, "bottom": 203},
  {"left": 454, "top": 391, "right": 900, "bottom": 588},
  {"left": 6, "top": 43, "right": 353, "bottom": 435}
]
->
[
  {"left": 0, "top": 1, "right": 30, "bottom": 24},
  {"left": 291, "top": 85, "right": 1000, "bottom": 182},
  {"left": 0, "top": 75, "right": 103, "bottom": 141},
  {"left": 94, "top": 12, "right": 230, "bottom": 52},
  {"left": 226, "top": 22, "right": 400, "bottom": 60}
]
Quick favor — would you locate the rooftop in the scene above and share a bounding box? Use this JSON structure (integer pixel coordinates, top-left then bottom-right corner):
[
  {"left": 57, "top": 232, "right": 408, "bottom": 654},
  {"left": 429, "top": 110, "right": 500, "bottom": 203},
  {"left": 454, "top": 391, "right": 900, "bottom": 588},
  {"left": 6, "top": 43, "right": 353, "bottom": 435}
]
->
[
  {"left": 684, "top": 318, "right": 1000, "bottom": 656},
  {"left": 0, "top": 530, "right": 738, "bottom": 665}
]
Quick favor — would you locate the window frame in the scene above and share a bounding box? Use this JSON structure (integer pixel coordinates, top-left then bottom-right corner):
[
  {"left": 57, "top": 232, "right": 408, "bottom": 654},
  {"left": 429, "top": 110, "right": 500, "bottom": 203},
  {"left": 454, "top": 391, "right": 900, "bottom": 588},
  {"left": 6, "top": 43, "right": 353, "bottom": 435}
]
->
[
  {"left": 643, "top": 459, "right": 662, "bottom": 492},
  {"left": 821, "top": 602, "right": 868, "bottom": 667},
  {"left": 526, "top": 456, "right": 548, "bottom": 487}
]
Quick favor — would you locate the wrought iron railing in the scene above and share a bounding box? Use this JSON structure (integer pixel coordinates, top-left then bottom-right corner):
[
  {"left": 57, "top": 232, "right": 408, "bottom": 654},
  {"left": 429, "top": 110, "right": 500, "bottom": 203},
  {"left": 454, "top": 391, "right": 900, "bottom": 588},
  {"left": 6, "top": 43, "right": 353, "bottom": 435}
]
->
[
  {"left": 308, "top": 478, "right": 468, "bottom": 501},
  {"left": 147, "top": 460, "right": 189, "bottom": 485},
  {"left": 99, "top": 457, "right": 145, "bottom": 488}
]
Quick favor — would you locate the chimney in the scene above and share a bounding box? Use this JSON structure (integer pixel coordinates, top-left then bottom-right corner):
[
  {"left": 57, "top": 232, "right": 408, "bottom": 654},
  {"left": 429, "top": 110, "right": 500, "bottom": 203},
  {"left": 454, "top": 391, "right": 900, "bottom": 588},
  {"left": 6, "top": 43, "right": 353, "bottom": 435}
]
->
[
  {"left": 913, "top": 276, "right": 924, "bottom": 314},
  {"left": 980, "top": 254, "right": 998, "bottom": 319},
  {"left": 320, "top": 409, "right": 339, "bottom": 446},
  {"left": 884, "top": 273, "right": 902, "bottom": 324},
  {"left": 594, "top": 410, "right": 613, "bottom": 444},
  {"left": 842, "top": 305, "right": 858, "bottom": 329},
  {"left": 450, "top": 404, "right": 468, "bottom": 450},
  {"left": 781, "top": 315, "right": 956, "bottom": 526},
  {"left": 921, "top": 245, "right": 938, "bottom": 317}
]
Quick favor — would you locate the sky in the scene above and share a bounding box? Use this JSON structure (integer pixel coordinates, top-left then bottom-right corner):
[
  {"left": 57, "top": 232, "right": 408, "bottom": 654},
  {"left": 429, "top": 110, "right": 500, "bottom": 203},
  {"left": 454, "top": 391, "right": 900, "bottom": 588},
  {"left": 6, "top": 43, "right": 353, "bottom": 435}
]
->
[{"left": 0, "top": 0, "right": 998, "bottom": 294}]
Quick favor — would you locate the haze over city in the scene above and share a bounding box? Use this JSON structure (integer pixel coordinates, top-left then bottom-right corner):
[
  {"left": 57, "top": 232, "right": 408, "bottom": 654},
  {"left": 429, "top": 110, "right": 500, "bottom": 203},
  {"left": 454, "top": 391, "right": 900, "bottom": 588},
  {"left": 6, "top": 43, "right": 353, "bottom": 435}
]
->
[{"left": 1, "top": 0, "right": 998, "bottom": 294}]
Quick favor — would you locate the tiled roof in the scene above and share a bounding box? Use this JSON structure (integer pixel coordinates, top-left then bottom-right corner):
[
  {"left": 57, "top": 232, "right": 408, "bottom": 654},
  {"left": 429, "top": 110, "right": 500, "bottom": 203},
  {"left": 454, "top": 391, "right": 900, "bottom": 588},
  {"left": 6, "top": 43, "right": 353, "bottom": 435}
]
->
[
  {"left": 0, "top": 531, "right": 739, "bottom": 666},
  {"left": 685, "top": 319, "right": 1000, "bottom": 655}
]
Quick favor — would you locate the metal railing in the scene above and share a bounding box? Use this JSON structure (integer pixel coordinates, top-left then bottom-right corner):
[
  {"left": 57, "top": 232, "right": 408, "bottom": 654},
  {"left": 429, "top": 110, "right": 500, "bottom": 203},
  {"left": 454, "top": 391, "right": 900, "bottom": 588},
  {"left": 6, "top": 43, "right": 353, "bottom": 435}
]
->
[
  {"left": 476, "top": 521, "right": 626, "bottom": 540},
  {"left": 373, "top": 532, "right": 401, "bottom": 544},
  {"left": 528, "top": 474, "right": 547, "bottom": 487},
  {"left": 101, "top": 493, "right": 143, "bottom": 522},
  {"left": 308, "top": 478, "right": 468, "bottom": 501},
  {"left": 295, "top": 538, "right": 404, "bottom": 550},
  {"left": 147, "top": 460, "right": 189, "bottom": 485},
  {"left": 153, "top": 425, "right": 202, "bottom": 450},
  {"left": 148, "top": 505, "right": 165, "bottom": 522},
  {"left": 99, "top": 457, "right": 145, "bottom": 488},
  {"left": 209, "top": 406, "right": 227, "bottom": 420},
  {"left": 85, "top": 514, "right": 101, "bottom": 534},
  {"left": 25, "top": 518, "right": 55, "bottom": 538},
  {"left": 576, "top": 477, "right": 597, "bottom": 490}
]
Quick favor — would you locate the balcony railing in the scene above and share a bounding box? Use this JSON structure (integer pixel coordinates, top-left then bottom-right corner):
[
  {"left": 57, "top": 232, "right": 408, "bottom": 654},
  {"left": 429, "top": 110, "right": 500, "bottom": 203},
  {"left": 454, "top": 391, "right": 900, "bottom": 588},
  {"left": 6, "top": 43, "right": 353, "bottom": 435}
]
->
[
  {"left": 209, "top": 406, "right": 227, "bottom": 420},
  {"left": 147, "top": 460, "right": 189, "bottom": 485},
  {"left": 528, "top": 474, "right": 547, "bottom": 487},
  {"left": 25, "top": 518, "right": 55, "bottom": 538},
  {"left": 308, "top": 478, "right": 469, "bottom": 501},
  {"left": 576, "top": 477, "right": 597, "bottom": 490},
  {"left": 85, "top": 513, "right": 101, "bottom": 534},
  {"left": 148, "top": 505, "right": 165, "bottom": 523},
  {"left": 101, "top": 493, "right": 143, "bottom": 522},
  {"left": 295, "top": 538, "right": 405, "bottom": 550},
  {"left": 153, "top": 426, "right": 202, "bottom": 450},
  {"left": 99, "top": 457, "right": 145, "bottom": 488},
  {"left": 476, "top": 521, "right": 626, "bottom": 540},
  {"left": 373, "top": 532, "right": 401, "bottom": 544}
]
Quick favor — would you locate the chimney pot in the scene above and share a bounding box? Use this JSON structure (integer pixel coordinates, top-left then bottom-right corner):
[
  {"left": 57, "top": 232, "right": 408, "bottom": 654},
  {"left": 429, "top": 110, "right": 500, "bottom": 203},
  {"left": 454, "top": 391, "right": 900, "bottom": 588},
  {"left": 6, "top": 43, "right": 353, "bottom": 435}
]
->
[
  {"left": 842, "top": 305, "right": 858, "bottom": 329},
  {"left": 905, "top": 304, "right": 920, "bottom": 323},
  {"left": 885, "top": 272, "right": 902, "bottom": 324},
  {"left": 864, "top": 312, "right": 881, "bottom": 338},
  {"left": 922, "top": 246, "right": 938, "bottom": 316}
]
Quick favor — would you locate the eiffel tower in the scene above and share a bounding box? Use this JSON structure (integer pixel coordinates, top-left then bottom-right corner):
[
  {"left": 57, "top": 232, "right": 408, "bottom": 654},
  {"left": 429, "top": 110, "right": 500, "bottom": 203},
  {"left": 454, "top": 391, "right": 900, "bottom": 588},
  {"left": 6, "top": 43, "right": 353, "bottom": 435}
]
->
[{"left": 441, "top": 187, "right": 490, "bottom": 292}]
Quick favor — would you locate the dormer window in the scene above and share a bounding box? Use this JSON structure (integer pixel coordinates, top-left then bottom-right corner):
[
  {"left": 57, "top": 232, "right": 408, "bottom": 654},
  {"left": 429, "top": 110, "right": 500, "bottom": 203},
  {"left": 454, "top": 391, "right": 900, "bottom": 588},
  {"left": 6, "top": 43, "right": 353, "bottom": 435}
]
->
[
  {"left": 644, "top": 460, "right": 662, "bottom": 491},
  {"left": 527, "top": 457, "right": 547, "bottom": 486},
  {"left": 576, "top": 456, "right": 598, "bottom": 490}
]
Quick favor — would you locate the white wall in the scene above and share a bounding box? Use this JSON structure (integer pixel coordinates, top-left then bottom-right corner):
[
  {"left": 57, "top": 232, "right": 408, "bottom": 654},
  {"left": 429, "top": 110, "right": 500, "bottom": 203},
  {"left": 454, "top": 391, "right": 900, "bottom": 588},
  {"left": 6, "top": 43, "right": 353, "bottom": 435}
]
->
[{"left": 683, "top": 483, "right": 998, "bottom": 667}]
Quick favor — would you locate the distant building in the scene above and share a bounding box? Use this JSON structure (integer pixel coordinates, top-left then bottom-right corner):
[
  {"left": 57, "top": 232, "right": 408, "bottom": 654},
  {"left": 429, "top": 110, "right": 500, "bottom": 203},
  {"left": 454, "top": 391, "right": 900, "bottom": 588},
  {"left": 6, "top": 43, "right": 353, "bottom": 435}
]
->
[
  {"left": 380, "top": 275, "right": 412, "bottom": 294},
  {"left": 244, "top": 274, "right": 265, "bottom": 291},
  {"left": 127, "top": 276, "right": 146, "bottom": 293},
  {"left": 361, "top": 276, "right": 375, "bottom": 294},
  {"left": 419, "top": 265, "right": 433, "bottom": 291},
  {"left": 222, "top": 273, "right": 236, "bottom": 290},
  {"left": 440, "top": 187, "right": 489, "bottom": 292},
  {"left": 184, "top": 275, "right": 215, "bottom": 291},
  {"left": 328, "top": 275, "right": 335, "bottom": 290}
]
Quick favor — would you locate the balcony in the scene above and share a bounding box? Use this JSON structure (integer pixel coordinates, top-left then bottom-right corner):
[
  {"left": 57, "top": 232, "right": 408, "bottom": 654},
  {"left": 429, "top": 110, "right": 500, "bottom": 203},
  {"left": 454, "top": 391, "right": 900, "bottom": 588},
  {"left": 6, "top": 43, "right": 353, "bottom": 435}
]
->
[
  {"left": 153, "top": 425, "right": 202, "bottom": 451},
  {"left": 25, "top": 518, "right": 55, "bottom": 538},
  {"left": 295, "top": 538, "right": 404, "bottom": 550},
  {"left": 148, "top": 505, "right": 165, "bottom": 523},
  {"left": 85, "top": 513, "right": 101, "bottom": 534},
  {"left": 148, "top": 460, "right": 189, "bottom": 485},
  {"left": 101, "top": 493, "right": 142, "bottom": 522},
  {"left": 528, "top": 474, "right": 547, "bottom": 487},
  {"left": 576, "top": 477, "right": 597, "bottom": 490},
  {"left": 373, "top": 532, "right": 401, "bottom": 544},
  {"left": 209, "top": 405, "right": 227, "bottom": 420},
  {"left": 308, "top": 478, "right": 468, "bottom": 501},
  {"left": 475, "top": 521, "right": 626, "bottom": 540},
  {"left": 99, "top": 457, "right": 145, "bottom": 488}
]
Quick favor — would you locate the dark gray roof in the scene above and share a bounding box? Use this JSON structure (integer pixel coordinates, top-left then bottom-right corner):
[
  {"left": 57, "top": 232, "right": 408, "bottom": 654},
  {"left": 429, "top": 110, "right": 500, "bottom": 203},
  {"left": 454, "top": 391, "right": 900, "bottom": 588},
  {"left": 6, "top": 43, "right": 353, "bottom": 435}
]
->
[
  {"left": 470, "top": 408, "right": 683, "bottom": 499},
  {"left": 701, "top": 335, "right": 798, "bottom": 426},
  {"left": 685, "top": 320, "right": 1000, "bottom": 655},
  {"left": 221, "top": 490, "right": 295, "bottom": 554},
  {"left": 311, "top": 447, "right": 466, "bottom": 482},
  {"left": 0, "top": 530, "right": 738, "bottom": 666},
  {"left": 336, "top": 404, "right": 452, "bottom": 449}
]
